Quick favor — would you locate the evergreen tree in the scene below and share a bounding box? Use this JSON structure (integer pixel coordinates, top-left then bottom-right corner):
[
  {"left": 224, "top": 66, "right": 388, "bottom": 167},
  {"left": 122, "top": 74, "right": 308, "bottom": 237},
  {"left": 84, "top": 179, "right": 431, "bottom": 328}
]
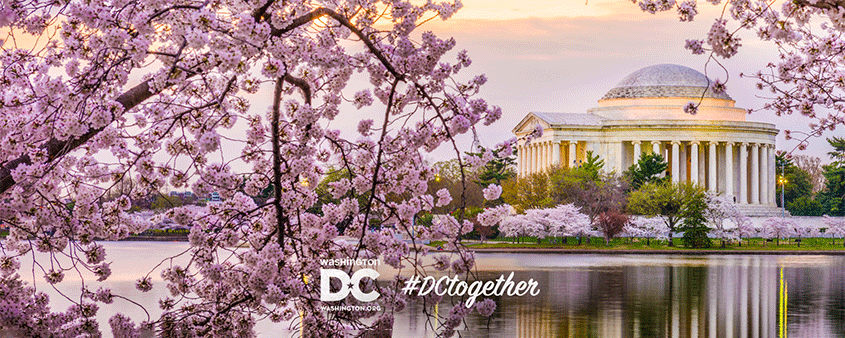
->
[
  {"left": 819, "top": 138, "right": 845, "bottom": 215},
  {"left": 624, "top": 152, "right": 669, "bottom": 190},
  {"left": 775, "top": 151, "right": 815, "bottom": 215}
]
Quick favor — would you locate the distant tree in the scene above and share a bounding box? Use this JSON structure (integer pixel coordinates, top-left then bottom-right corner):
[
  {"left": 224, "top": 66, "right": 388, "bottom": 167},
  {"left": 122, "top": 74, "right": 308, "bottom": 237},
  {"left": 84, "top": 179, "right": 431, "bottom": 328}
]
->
[
  {"left": 704, "top": 194, "right": 735, "bottom": 247},
  {"left": 501, "top": 172, "right": 553, "bottom": 213},
  {"left": 678, "top": 190, "right": 711, "bottom": 249},
  {"left": 624, "top": 153, "right": 668, "bottom": 190},
  {"left": 595, "top": 210, "right": 629, "bottom": 246},
  {"left": 450, "top": 206, "right": 490, "bottom": 241},
  {"left": 313, "top": 167, "right": 364, "bottom": 208},
  {"left": 150, "top": 194, "right": 184, "bottom": 210},
  {"left": 787, "top": 196, "right": 825, "bottom": 216},
  {"left": 828, "top": 137, "right": 845, "bottom": 163},
  {"left": 569, "top": 175, "right": 628, "bottom": 222},
  {"left": 475, "top": 205, "right": 510, "bottom": 243},
  {"left": 792, "top": 225, "right": 820, "bottom": 247},
  {"left": 628, "top": 217, "right": 670, "bottom": 246},
  {"left": 523, "top": 208, "right": 559, "bottom": 243},
  {"left": 818, "top": 138, "right": 845, "bottom": 216},
  {"left": 627, "top": 182, "right": 706, "bottom": 247},
  {"left": 499, "top": 204, "right": 591, "bottom": 244},
  {"left": 734, "top": 210, "right": 756, "bottom": 247},
  {"left": 499, "top": 214, "right": 532, "bottom": 243},
  {"left": 761, "top": 218, "right": 797, "bottom": 246},
  {"left": 793, "top": 155, "right": 826, "bottom": 194},
  {"left": 545, "top": 152, "right": 627, "bottom": 225},
  {"left": 823, "top": 216, "right": 845, "bottom": 247},
  {"left": 469, "top": 148, "right": 516, "bottom": 197},
  {"left": 775, "top": 151, "right": 815, "bottom": 214},
  {"left": 428, "top": 159, "right": 485, "bottom": 214},
  {"left": 579, "top": 151, "right": 605, "bottom": 181}
]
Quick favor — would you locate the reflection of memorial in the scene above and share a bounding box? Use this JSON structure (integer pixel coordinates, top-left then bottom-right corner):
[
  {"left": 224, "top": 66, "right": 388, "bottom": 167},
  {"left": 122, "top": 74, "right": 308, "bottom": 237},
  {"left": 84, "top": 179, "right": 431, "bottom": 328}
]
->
[{"left": 391, "top": 255, "right": 845, "bottom": 337}]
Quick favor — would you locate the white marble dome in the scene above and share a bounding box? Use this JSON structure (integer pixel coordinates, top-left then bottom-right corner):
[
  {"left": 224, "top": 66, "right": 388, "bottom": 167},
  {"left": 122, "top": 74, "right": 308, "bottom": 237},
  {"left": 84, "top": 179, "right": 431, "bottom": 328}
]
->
[{"left": 602, "top": 64, "right": 732, "bottom": 101}]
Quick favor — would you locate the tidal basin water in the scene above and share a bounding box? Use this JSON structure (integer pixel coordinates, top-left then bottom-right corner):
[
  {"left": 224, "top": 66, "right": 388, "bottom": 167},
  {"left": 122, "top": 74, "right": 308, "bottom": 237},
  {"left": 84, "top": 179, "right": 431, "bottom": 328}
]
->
[{"left": 15, "top": 242, "right": 845, "bottom": 337}]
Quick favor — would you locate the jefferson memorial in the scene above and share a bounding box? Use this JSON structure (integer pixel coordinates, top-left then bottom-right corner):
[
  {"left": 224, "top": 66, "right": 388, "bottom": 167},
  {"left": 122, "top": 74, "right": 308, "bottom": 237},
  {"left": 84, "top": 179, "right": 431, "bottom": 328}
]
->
[{"left": 513, "top": 64, "right": 781, "bottom": 215}]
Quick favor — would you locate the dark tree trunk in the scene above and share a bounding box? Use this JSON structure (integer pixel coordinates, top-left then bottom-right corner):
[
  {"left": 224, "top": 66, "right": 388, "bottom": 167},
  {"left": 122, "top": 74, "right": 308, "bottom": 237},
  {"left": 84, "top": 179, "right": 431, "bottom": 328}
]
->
[{"left": 668, "top": 230, "right": 674, "bottom": 247}]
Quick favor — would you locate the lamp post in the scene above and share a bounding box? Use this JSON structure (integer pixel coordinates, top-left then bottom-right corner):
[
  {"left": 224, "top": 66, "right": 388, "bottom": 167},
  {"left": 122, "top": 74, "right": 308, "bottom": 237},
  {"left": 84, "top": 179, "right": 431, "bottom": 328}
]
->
[{"left": 779, "top": 161, "right": 787, "bottom": 218}]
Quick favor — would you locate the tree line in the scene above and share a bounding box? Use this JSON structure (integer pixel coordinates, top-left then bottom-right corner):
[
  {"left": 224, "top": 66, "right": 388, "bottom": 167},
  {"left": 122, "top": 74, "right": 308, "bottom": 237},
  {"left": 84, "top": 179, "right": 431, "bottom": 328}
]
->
[{"left": 419, "top": 138, "right": 845, "bottom": 248}]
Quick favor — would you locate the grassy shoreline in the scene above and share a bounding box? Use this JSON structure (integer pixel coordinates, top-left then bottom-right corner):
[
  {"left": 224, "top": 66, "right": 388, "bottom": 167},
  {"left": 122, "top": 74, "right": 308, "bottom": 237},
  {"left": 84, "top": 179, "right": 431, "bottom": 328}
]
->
[{"left": 457, "top": 237, "right": 845, "bottom": 253}]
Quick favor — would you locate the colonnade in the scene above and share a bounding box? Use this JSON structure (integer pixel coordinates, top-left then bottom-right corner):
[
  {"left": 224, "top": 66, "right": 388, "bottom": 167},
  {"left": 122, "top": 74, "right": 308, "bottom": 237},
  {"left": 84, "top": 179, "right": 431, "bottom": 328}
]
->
[
  {"left": 516, "top": 140, "right": 777, "bottom": 205},
  {"left": 517, "top": 140, "right": 580, "bottom": 174}
]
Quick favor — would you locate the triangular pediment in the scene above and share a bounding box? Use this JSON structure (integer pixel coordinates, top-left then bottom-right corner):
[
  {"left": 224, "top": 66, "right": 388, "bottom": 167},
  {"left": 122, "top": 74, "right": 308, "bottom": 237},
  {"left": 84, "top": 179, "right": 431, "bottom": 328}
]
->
[{"left": 512, "top": 113, "right": 551, "bottom": 135}]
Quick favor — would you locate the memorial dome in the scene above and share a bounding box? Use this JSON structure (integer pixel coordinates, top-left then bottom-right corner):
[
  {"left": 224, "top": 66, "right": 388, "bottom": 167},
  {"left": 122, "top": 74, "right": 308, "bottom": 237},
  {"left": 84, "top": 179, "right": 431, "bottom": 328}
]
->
[{"left": 601, "top": 64, "right": 732, "bottom": 101}]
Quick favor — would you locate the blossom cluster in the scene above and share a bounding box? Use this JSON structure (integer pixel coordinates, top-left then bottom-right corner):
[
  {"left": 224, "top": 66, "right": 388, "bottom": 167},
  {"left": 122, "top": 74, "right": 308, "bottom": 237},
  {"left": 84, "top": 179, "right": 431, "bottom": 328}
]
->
[{"left": 0, "top": 0, "right": 503, "bottom": 336}]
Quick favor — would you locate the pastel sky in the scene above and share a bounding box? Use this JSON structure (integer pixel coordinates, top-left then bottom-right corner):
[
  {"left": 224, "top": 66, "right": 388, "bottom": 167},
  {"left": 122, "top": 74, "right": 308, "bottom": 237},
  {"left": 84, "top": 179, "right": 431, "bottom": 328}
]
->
[{"left": 413, "top": 0, "right": 837, "bottom": 164}]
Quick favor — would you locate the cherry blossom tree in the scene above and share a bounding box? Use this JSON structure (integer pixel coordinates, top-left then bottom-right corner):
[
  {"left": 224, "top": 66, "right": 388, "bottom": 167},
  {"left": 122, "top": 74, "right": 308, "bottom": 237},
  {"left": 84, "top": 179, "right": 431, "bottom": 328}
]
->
[
  {"left": 628, "top": 216, "right": 670, "bottom": 246},
  {"left": 823, "top": 215, "right": 845, "bottom": 247},
  {"left": 475, "top": 203, "right": 510, "bottom": 243},
  {"left": 569, "top": 214, "right": 599, "bottom": 245},
  {"left": 761, "top": 217, "right": 797, "bottom": 246},
  {"left": 523, "top": 208, "right": 556, "bottom": 243},
  {"left": 543, "top": 204, "right": 592, "bottom": 242},
  {"left": 734, "top": 212, "right": 756, "bottom": 247},
  {"left": 0, "top": 0, "right": 507, "bottom": 336},
  {"left": 499, "top": 214, "right": 532, "bottom": 243},
  {"left": 792, "top": 224, "right": 820, "bottom": 247},
  {"left": 498, "top": 204, "right": 592, "bottom": 244},
  {"left": 704, "top": 193, "right": 741, "bottom": 247}
]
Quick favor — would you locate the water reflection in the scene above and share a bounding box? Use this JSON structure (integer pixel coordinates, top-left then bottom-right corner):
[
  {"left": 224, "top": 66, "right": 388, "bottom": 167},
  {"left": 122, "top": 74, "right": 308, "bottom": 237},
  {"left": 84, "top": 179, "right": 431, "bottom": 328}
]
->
[
  {"left": 12, "top": 243, "right": 845, "bottom": 337},
  {"left": 395, "top": 255, "right": 845, "bottom": 338}
]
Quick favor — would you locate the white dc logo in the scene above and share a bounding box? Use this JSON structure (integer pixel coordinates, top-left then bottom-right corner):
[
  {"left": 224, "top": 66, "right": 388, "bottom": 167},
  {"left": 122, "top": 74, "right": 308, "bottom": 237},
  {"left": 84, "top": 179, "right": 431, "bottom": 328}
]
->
[{"left": 320, "top": 268, "right": 380, "bottom": 302}]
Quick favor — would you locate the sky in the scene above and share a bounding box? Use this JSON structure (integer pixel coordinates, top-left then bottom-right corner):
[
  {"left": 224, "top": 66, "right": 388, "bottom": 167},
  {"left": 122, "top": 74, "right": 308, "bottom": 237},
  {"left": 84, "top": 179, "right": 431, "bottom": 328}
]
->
[{"left": 410, "top": 0, "right": 841, "bottom": 164}]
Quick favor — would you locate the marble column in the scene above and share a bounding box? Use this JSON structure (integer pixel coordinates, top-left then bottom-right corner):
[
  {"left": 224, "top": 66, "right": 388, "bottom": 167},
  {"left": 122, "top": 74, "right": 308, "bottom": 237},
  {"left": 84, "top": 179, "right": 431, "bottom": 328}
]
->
[
  {"left": 633, "top": 141, "right": 642, "bottom": 164},
  {"left": 552, "top": 141, "right": 561, "bottom": 167},
  {"left": 652, "top": 141, "right": 661, "bottom": 155},
  {"left": 522, "top": 144, "right": 528, "bottom": 174},
  {"left": 518, "top": 145, "right": 523, "bottom": 176},
  {"left": 739, "top": 143, "right": 748, "bottom": 204},
  {"left": 690, "top": 141, "right": 699, "bottom": 184},
  {"left": 726, "top": 142, "right": 734, "bottom": 199},
  {"left": 709, "top": 141, "right": 718, "bottom": 191},
  {"left": 537, "top": 143, "right": 543, "bottom": 171},
  {"left": 529, "top": 144, "right": 536, "bottom": 174},
  {"left": 760, "top": 144, "right": 769, "bottom": 205},
  {"left": 751, "top": 143, "right": 760, "bottom": 204},
  {"left": 541, "top": 142, "right": 548, "bottom": 170},
  {"left": 617, "top": 142, "right": 624, "bottom": 173},
  {"left": 770, "top": 145, "right": 777, "bottom": 205},
  {"left": 671, "top": 141, "right": 680, "bottom": 183},
  {"left": 569, "top": 141, "right": 577, "bottom": 168},
  {"left": 535, "top": 143, "right": 541, "bottom": 172},
  {"left": 536, "top": 142, "right": 542, "bottom": 170},
  {"left": 699, "top": 147, "right": 706, "bottom": 185},
  {"left": 680, "top": 144, "right": 688, "bottom": 182}
]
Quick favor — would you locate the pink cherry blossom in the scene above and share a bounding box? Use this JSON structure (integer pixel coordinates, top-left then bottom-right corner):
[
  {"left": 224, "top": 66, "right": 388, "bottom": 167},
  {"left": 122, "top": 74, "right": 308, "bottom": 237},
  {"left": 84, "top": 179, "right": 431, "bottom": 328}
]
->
[{"left": 0, "top": 0, "right": 495, "bottom": 336}]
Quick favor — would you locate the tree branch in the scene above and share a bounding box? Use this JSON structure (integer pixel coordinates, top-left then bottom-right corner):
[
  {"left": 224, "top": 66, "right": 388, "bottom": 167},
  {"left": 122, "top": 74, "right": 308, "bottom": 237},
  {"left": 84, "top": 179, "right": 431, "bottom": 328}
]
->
[
  {"left": 271, "top": 77, "right": 287, "bottom": 257},
  {"left": 0, "top": 5, "right": 348, "bottom": 196},
  {"left": 793, "top": 0, "right": 845, "bottom": 10}
]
